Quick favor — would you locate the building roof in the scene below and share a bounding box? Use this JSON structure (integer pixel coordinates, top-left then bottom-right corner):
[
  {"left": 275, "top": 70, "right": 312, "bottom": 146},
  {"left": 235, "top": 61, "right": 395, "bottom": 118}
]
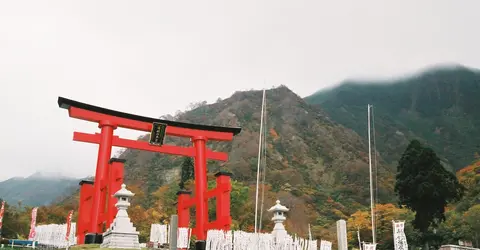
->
[{"left": 58, "top": 96, "right": 242, "bottom": 135}]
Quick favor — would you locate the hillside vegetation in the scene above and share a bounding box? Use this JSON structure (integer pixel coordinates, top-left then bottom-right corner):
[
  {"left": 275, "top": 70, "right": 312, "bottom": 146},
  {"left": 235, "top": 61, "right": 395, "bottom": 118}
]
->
[
  {"left": 2, "top": 65, "right": 480, "bottom": 248},
  {"left": 115, "top": 86, "right": 394, "bottom": 241},
  {"left": 305, "top": 65, "right": 480, "bottom": 171}
]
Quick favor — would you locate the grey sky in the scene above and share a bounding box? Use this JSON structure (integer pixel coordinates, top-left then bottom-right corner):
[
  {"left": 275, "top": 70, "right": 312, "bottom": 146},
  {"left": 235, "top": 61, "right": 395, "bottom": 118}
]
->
[{"left": 0, "top": 0, "right": 479, "bottom": 181}]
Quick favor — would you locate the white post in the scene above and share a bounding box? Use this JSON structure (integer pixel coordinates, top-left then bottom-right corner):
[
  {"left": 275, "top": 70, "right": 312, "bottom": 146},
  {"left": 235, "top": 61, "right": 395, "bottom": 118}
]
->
[
  {"left": 169, "top": 215, "right": 178, "bottom": 250},
  {"left": 367, "top": 104, "right": 376, "bottom": 244},
  {"left": 357, "top": 229, "right": 362, "bottom": 250},
  {"left": 254, "top": 89, "right": 266, "bottom": 233},
  {"left": 336, "top": 220, "right": 348, "bottom": 250}
]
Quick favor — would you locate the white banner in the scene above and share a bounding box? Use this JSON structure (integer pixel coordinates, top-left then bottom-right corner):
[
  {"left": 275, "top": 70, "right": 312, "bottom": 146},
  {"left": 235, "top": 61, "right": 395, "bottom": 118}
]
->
[
  {"left": 320, "top": 240, "right": 332, "bottom": 250},
  {"left": 34, "top": 223, "right": 77, "bottom": 248},
  {"left": 392, "top": 220, "right": 408, "bottom": 250},
  {"left": 363, "top": 243, "right": 377, "bottom": 250},
  {"left": 204, "top": 229, "right": 319, "bottom": 250},
  {"left": 149, "top": 224, "right": 169, "bottom": 244}
]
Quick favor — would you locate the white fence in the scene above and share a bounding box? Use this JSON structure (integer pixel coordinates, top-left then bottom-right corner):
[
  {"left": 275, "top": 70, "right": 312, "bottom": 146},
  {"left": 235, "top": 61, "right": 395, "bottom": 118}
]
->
[
  {"left": 206, "top": 230, "right": 320, "bottom": 250},
  {"left": 149, "top": 224, "right": 169, "bottom": 245},
  {"left": 149, "top": 224, "right": 192, "bottom": 248},
  {"left": 34, "top": 223, "right": 77, "bottom": 248},
  {"left": 149, "top": 224, "right": 327, "bottom": 250}
]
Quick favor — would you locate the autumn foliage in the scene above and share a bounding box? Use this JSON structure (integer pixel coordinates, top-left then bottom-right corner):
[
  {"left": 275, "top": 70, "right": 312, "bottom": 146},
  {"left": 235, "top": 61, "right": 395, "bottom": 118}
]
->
[{"left": 347, "top": 204, "right": 415, "bottom": 249}]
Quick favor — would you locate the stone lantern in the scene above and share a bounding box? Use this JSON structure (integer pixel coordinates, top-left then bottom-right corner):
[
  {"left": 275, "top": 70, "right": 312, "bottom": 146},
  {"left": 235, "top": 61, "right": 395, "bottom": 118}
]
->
[
  {"left": 268, "top": 200, "right": 289, "bottom": 241},
  {"left": 101, "top": 184, "right": 140, "bottom": 249}
]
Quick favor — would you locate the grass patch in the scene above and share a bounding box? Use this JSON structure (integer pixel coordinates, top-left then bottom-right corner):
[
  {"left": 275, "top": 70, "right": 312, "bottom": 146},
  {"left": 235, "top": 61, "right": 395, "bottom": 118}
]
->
[
  {"left": 70, "top": 245, "right": 101, "bottom": 250},
  {"left": 69, "top": 245, "right": 149, "bottom": 250}
]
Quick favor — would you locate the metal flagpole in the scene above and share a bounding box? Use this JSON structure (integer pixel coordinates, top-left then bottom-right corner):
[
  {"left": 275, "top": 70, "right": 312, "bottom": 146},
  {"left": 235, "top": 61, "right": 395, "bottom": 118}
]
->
[
  {"left": 357, "top": 229, "right": 362, "bottom": 250},
  {"left": 254, "top": 89, "right": 266, "bottom": 233},
  {"left": 368, "top": 104, "right": 376, "bottom": 244},
  {"left": 259, "top": 89, "right": 268, "bottom": 232}
]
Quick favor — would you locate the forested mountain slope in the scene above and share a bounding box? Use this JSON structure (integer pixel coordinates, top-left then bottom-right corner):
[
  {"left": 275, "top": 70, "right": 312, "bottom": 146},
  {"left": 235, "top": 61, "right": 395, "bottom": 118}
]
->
[{"left": 305, "top": 65, "right": 480, "bottom": 170}]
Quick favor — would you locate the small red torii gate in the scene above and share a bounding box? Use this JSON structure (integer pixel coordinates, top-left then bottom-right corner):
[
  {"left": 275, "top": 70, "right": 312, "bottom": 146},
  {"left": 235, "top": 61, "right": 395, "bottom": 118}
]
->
[
  {"left": 76, "top": 158, "right": 125, "bottom": 244},
  {"left": 58, "top": 97, "right": 241, "bottom": 248}
]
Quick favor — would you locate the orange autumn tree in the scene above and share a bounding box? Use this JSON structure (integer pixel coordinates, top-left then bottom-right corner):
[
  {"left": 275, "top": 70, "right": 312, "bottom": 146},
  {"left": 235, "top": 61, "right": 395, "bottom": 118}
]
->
[
  {"left": 464, "top": 204, "right": 480, "bottom": 237},
  {"left": 456, "top": 160, "right": 479, "bottom": 190},
  {"left": 121, "top": 182, "right": 169, "bottom": 242},
  {"left": 152, "top": 185, "right": 179, "bottom": 217},
  {"left": 455, "top": 160, "right": 480, "bottom": 213},
  {"left": 128, "top": 204, "right": 169, "bottom": 242},
  {"left": 347, "top": 203, "right": 414, "bottom": 250}
]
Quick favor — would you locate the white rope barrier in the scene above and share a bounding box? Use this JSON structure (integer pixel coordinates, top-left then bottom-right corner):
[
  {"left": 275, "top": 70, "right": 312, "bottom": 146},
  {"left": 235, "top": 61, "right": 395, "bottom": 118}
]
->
[
  {"left": 33, "top": 223, "right": 76, "bottom": 248},
  {"left": 149, "top": 224, "right": 325, "bottom": 249}
]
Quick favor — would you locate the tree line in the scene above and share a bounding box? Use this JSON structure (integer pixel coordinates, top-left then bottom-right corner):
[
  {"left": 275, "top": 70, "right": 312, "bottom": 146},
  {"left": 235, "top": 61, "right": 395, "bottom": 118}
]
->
[
  {"left": 1, "top": 141, "right": 479, "bottom": 248},
  {"left": 348, "top": 139, "right": 480, "bottom": 249}
]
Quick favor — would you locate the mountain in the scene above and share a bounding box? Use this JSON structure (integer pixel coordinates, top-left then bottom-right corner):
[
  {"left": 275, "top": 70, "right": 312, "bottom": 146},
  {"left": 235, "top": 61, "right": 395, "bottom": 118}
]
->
[
  {"left": 11, "top": 65, "right": 480, "bottom": 243},
  {"left": 0, "top": 171, "right": 79, "bottom": 206},
  {"left": 305, "top": 65, "right": 480, "bottom": 170},
  {"left": 1, "top": 86, "right": 387, "bottom": 240},
  {"left": 115, "top": 85, "right": 394, "bottom": 239}
]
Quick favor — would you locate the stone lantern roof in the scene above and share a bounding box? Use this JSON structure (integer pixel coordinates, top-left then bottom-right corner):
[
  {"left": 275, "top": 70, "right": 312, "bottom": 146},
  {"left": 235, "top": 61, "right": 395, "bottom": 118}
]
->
[
  {"left": 268, "top": 200, "right": 289, "bottom": 213},
  {"left": 114, "top": 184, "right": 135, "bottom": 198}
]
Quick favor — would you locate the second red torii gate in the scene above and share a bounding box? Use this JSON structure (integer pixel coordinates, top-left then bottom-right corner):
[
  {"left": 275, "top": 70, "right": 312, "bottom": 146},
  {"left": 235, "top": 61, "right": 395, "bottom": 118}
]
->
[{"left": 58, "top": 97, "right": 241, "bottom": 246}]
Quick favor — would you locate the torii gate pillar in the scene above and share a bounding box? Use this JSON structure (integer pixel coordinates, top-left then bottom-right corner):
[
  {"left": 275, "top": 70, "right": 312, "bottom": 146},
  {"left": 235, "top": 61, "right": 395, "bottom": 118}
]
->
[{"left": 58, "top": 97, "right": 241, "bottom": 246}]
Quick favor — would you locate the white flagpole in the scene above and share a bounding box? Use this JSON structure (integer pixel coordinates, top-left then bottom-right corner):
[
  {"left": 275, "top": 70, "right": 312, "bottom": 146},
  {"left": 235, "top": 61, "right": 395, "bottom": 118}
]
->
[
  {"left": 254, "top": 89, "right": 266, "bottom": 233},
  {"left": 357, "top": 229, "right": 362, "bottom": 250},
  {"left": 368, "top": 104, "right": 376, "bottom": 244}
]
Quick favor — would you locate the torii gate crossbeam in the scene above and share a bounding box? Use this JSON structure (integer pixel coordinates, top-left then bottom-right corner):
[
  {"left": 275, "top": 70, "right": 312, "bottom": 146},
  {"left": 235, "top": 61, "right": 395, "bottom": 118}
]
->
[{"left": 58, "top": 97, "right": 241, "bottom": 246}]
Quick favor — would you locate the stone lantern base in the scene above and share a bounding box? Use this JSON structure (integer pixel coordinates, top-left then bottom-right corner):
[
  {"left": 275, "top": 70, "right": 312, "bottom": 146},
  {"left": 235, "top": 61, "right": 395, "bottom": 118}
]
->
[{"left": 101, "top": 230, "right": 140, "bottom": 249}]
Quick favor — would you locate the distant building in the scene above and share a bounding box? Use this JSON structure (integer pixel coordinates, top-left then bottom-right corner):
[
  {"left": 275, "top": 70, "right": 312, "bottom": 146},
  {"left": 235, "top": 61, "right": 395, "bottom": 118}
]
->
[{"left": 439, "top": 245, "right": 479, "bottom": 250}]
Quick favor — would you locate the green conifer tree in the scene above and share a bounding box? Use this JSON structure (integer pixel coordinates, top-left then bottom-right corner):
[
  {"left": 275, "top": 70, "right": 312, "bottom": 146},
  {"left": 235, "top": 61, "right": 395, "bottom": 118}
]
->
[
  {"left": 395, "top": 140, "right": 464, "bottom": 245},
  {"left": 179, "top": 157, "right": 194, "bottom": 189}
]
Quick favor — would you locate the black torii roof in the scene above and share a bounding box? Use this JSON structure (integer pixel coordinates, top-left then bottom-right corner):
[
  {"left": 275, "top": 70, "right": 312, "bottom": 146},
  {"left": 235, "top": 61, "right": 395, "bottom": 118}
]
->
[{"left": 58, "top": 96, "right": 241, "bottom": 135}]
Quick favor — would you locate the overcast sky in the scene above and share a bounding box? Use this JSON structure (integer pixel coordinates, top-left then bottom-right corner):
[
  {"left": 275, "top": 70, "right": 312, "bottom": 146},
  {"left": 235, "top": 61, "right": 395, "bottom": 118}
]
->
[{"left": 0, "top": 0, "right": 479, "bottom": 181}]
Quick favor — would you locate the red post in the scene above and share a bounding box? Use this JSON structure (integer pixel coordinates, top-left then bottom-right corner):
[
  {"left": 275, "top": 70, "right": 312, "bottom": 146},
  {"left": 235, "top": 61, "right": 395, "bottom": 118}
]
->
[
  {"left": 214, "top": 172, "right": 232, "bottom": 231},
  {"left": 106, "top": 158, "right": 125, "bottom": 228},
  {"left": 98, "top": 163, "right": 109, "bottom": 232},
  {"left": 90, "top": 121, "right": 116, "bottom": 233},
  {"left": 77, "top": 180, "right": 94, "bottom": 244},
  {"left": 176, "top": 191, "right": 192, "bottom": 228},
  {"left": 192, "top": 136, "right": 208, "bottom": 242},
  {"left": 58, "top": 96, "right": 241, "bottom": 239}
]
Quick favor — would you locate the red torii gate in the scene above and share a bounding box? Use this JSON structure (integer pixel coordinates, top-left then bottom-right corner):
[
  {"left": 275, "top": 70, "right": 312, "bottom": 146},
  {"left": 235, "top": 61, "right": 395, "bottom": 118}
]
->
[
  {"left": 76, "top": 158, "right": 125, "bottom": 244},
  {"left": 58, "top": 97, "right": 241, "bottom": 248}
]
